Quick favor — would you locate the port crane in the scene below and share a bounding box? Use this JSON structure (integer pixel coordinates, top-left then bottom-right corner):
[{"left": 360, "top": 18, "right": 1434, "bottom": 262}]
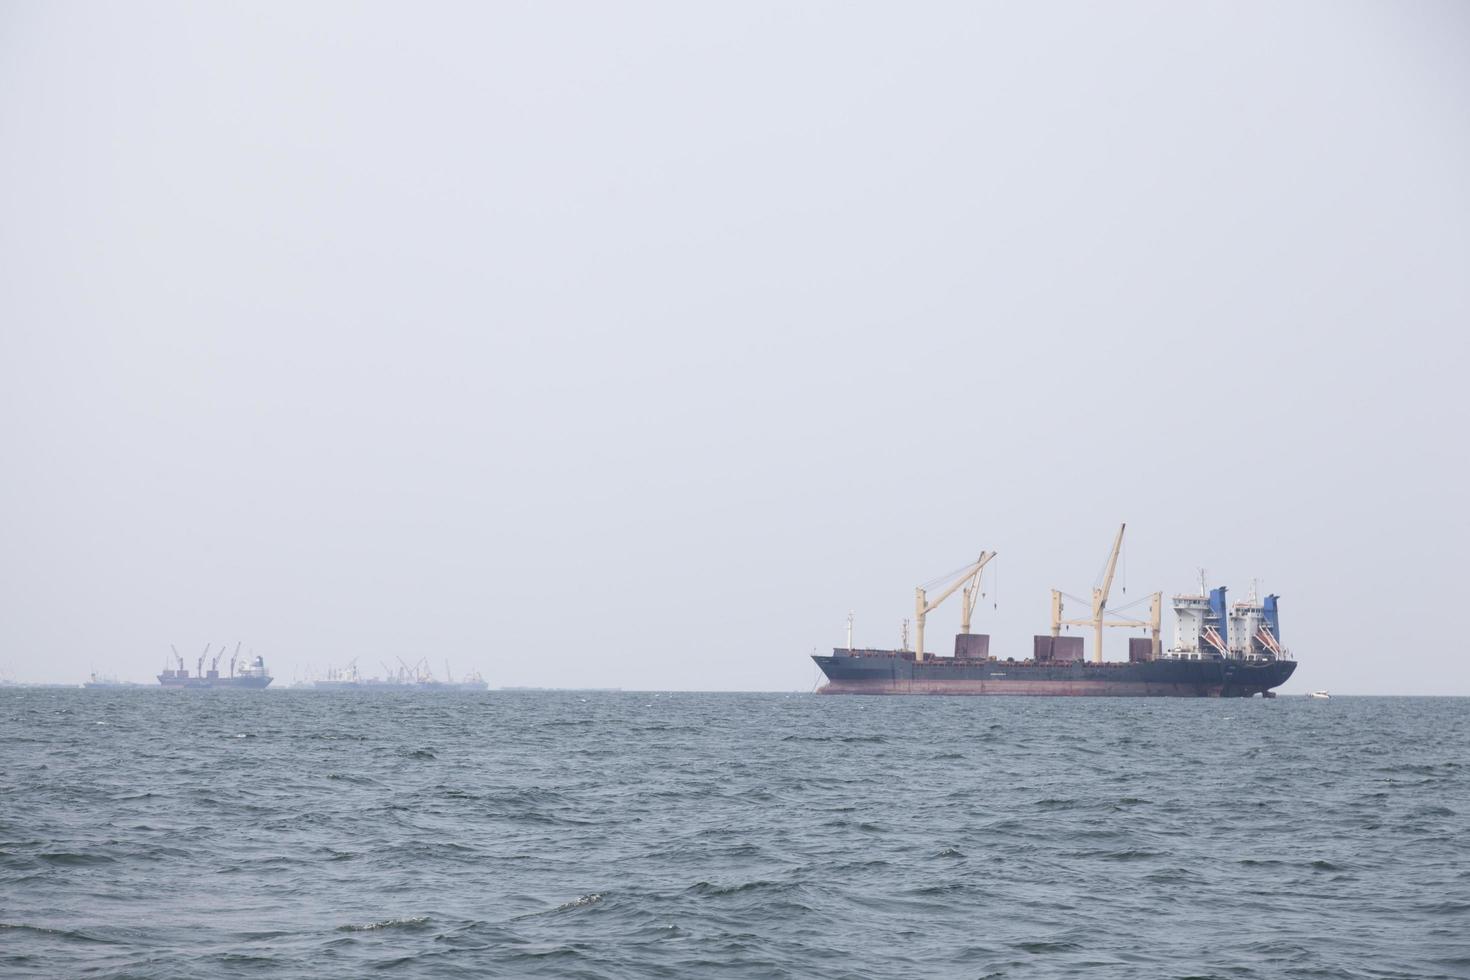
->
[
  {"left": 1050, "top": 523, "right": 1161, "bottom": 663},
  {"left": 196, "top": 644, "right": 210, "bottom": 679},
  {"left": 913, "top": 551, "right": 996, "bottom": 663}
]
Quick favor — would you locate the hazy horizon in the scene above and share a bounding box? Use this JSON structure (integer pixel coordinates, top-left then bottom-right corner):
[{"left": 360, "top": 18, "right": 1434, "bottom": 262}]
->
[{"left": 3, "top": 2, "right": 1467, "bottom": 695}]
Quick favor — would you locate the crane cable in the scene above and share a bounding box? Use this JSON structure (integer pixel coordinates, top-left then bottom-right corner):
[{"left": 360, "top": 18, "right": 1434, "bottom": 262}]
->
[
  {"left": 920, "top": 558, "right": 981, "bottom": 591},
  {"left": 1103, "top": 592, "right": 1154, "bottom": 616}
]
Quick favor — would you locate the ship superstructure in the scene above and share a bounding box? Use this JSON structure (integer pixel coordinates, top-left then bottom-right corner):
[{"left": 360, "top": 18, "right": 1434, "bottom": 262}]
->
[
  {"left": 157, "top": 643, "right": 273, "bottom": 689},
  {"left": 812, "top": 525, "right": 1295, "bottom": 697},
  {"left": 1162, "top": 577, "right": 1288, "bottom": 662}
]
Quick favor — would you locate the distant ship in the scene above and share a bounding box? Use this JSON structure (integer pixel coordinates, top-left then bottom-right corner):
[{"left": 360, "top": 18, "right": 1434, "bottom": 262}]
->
[
  {"left": 83, "top": 672, "right": 139, "bottom": 688},
  {"left": 813, "top": 525, "right": 1296, "bottom": 698},
  {"left": 157, "top": 643, "right": 273, "bottom": 689},
  {"left": 312, "top": 658, "right": 487, "bottom": 691}
]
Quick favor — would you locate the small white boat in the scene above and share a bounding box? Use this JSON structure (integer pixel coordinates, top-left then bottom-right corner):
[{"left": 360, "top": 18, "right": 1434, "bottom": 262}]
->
[{"left": 1307, "top": 690, "right": 1330, "bottom": 700}]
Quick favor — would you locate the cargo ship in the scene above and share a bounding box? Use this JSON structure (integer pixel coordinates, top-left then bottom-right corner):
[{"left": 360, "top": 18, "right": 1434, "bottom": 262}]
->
[
  {"left": 813, "top": 525, "right": 1296, "bottom": 697},
  {"left": 312, "top": 657, "right": 487, "bottom": 691},
  {"left": 157, "top": 643, "right": 273, "bottom": 689},
  {"left": 82, "top": 672, "right": 140, "bottom": 688}
]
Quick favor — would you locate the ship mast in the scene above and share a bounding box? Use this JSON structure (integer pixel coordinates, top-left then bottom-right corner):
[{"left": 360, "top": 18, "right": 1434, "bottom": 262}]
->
[{"left": 914, "top": 551, "right": 996, "bottom": 663}]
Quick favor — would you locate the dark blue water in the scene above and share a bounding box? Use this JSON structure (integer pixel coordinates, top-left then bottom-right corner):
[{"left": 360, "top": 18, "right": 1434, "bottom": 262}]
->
[{"left": 2, "top": 690, "right": 1467, "bottom": 979}]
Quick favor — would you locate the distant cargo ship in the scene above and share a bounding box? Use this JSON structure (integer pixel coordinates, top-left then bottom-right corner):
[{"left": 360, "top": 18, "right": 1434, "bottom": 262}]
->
[
  {"left": 313, "top": 677, "right": 489, "bottom": 692},
  {"left": 157, "top": 643, "right": 272, "bottom": 689},
  {"left": 312, "top": 658, "right": 487, "bottom": 691},
  {"left": 83, "top": 672, "right": 139, "bottom": 689},
  {"left": 813, "top": 525, "right": 1296, "bottom": 698}
]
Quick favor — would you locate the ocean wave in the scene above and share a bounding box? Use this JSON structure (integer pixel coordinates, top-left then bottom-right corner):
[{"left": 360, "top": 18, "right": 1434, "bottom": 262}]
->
[
  {"left": 3, "top": 689, "right": 1467, "bottom": 979},
  {"left": 0, "top": 922, "right": 118, "bottom": 944},
  {"left": 336, "top": 916, "right": 432, "bottom": 932}
]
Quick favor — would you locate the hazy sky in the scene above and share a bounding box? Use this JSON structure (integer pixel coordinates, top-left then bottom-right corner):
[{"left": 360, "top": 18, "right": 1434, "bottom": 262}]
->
[{"left": 2, "top": 2, "right": 1467, "bottom": 693}]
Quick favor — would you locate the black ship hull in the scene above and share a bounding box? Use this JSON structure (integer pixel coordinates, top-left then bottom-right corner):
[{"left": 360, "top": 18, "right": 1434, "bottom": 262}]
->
[{"left": 813, "top": 650, "right": 1295, "bottom": 697}]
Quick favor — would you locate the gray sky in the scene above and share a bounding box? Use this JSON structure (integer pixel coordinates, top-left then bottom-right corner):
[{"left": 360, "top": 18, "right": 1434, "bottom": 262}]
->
[{"left": 2, "top": 2, "right": 1467, "bottom": 693}]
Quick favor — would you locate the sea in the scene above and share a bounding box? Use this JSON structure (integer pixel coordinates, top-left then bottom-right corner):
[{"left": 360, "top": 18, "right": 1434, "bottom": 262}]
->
[{"left": 2, "top": 689, "right": 1467, "bottom": 979}]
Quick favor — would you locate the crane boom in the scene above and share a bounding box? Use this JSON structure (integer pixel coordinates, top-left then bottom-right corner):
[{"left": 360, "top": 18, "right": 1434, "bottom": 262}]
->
[
  {"left": 1049, "top": 524, "right": 1161, "bottom": 662},
  {"left": 960, "top": 551, "right": 997, "bottom": 634},
  {"left": 1095, "top": 523, "right": 1126, "bottom": 610},
  {"left": 1090, "top": 523, "right": 1126, "bottom": 663},
  {"left": 914, "top": 551, "right": 996, "bottom": 663}
]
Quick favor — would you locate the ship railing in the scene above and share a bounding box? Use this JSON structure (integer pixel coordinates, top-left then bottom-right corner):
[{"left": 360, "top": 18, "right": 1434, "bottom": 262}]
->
[{"left": 1237, "top": 649, "right": 1292, "bottom": 662}]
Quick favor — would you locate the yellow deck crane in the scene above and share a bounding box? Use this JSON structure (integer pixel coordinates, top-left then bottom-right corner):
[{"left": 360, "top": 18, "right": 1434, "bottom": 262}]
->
[
  {"left": 1050, "top": 523, "right": 1162, "bottom": 663},
  {"left": 914, "top": 551, "right": 996, "bottom": 663}
]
